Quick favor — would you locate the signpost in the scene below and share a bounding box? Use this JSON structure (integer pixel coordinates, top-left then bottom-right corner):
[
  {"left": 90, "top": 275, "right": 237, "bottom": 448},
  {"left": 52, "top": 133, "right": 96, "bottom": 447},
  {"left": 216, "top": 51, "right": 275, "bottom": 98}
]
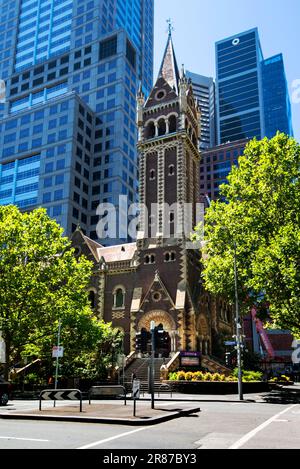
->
[
  {"left": 53, "top": 320, "right": 62, "bottom": 407},
  {"left": 150, "top": 321, "right": 155, "bottom": 410},
  {"left": 132, "top": 379, "right": 140, "bottom": 417}
]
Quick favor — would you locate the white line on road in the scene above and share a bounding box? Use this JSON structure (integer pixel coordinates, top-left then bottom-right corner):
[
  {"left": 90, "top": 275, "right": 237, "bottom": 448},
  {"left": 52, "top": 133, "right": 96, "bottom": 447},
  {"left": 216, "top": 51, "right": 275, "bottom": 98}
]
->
[
  {"left": 0, "top": 437, "right": 49, "bottom": 442},
  {"left": 77, "top": 427, "right": 148, "bottom": 450},
  {"left": 230, "top": 404, "right": 298, "bottom": 449}
]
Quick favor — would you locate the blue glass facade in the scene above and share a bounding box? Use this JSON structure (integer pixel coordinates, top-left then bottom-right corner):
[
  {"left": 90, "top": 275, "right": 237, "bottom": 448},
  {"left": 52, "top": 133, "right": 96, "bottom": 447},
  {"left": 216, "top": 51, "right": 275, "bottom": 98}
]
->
[
  {"left": 262, "top": 54, "right": 294, "bottom": 139},
  {"left": 216, "top": 29, "right": 264, "bottom": 144},
  {"left": 0, "top": 0, "right": 154, "bottom": 244},
  {"left": 216, "top": 28, "right": 293, "bottom": 145}
]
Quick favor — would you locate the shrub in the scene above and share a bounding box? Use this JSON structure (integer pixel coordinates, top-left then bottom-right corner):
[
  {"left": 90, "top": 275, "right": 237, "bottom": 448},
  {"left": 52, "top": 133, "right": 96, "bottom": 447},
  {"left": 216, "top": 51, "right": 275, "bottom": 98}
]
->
[
  {"left": 168, "top": 372, "right": 178, "bottom": 381},
  {"left": 193, "top": 371, "right": 204, "bottom": 381},
  {"left": 185, "top": 372, "right": 194, "bottom": 381},
  {"left": 177, "top": 371, "right": 186, "bottom": 381},
  {"left": 212, "top": 373, "right": 221, "bottom": 382},
  {"left": 203, "top": 372, "right": 212, "bottom": 381}
]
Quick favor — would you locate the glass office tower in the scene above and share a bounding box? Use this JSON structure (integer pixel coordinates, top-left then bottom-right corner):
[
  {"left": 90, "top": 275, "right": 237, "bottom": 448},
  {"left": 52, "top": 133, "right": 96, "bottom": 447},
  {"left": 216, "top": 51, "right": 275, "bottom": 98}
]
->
[
  {"left": 262, "top": 54, "right": 294, "bottom": 139},
  {"left": 0, "top": 0, "right": 154, "bottom": 244},
  {"left": 216, "top": 28, "right": 264, "bottom": 144},
  {"left": 216, "top": 28, "right": 293, "bottom": 145}
]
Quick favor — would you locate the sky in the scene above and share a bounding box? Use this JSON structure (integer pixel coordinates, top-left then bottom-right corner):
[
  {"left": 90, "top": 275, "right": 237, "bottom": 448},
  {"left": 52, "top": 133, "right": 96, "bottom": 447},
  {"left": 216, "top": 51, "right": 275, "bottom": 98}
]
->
[{"left": 154, "top": 0, "right": 300, "bottom": 141}]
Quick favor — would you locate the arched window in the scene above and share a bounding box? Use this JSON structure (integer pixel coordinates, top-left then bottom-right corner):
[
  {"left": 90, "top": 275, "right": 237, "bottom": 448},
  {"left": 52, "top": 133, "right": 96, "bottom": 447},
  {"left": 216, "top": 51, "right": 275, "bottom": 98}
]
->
[
  {"left": 169, "top": 115, "right": 177, "bottom": 133},
  {"left": 149, "top": 169, "right": 156, "bottom": 181},
  {"left": 145, "top": 254, "right": 155, "bottom": 265},
  {"left": 114, "top": 287, "right": 125, "bottom": 308},
  {"left": 168, "top": 164, "right": 175, "bottom": 176},
  {"left": 146, "top": 121, "right": 155, "bottom": 139},
  {"left": 88, "top": 290, "right": 96, "bottom": 309},
  {"left": 158, "top": 118, "right": 166, "bottom": 136},
  {"left": 165, "top": 252, "right": 176, "bottom": 262}
]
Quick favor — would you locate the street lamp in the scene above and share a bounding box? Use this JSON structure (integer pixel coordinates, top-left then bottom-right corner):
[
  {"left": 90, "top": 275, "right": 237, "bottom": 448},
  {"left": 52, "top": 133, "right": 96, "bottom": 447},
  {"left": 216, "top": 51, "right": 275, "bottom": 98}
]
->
[{"left": 234, "top": 242, "right": 243, "bottom": 401}]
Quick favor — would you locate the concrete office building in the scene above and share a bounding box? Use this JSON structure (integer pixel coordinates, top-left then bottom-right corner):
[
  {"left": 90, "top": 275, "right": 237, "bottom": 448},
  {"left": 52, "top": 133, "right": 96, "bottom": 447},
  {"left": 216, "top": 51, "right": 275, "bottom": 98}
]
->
[{"left": 186, "top": 71, "right": 216, "bottom": 150}]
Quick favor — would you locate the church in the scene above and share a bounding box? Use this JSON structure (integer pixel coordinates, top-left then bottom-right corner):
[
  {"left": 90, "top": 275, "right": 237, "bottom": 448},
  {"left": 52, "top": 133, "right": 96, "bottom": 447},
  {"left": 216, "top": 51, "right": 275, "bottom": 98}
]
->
[{"left": 71, "top": 33, "right": 234, "bottom": 358}]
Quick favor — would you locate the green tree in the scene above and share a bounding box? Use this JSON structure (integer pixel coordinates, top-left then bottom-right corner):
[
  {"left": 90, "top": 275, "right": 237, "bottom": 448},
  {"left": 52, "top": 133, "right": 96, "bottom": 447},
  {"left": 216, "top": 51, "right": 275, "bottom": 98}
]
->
[
  {"left": 0, "top": 205, "right": 115, "bottom": 379},
  {"left": 198, "top": 133, "right": 300, "bottom": 336}
]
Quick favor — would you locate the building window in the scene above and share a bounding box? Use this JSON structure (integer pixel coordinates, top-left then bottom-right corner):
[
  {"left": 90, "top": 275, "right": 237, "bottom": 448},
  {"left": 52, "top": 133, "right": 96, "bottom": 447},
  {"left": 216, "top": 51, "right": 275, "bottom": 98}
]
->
[
  {"left": 126, "top": 40, "right": 136, "bottom": 69},
  {"left": 113, "top": 287, "right": 125, "bottom": 309},
  {"left": 88, "top": 290, "right": 96, "bottom": 309},
  {"left": 165, "top": 252, "right": 176, "bottom": 262},
  {"left": 149, "top": 169, "right": 156, "bottom": 181},
  {"left": 145, "top": 254, "right": 155, "bottom": 265},
  {"left": 99, "top": 35, "right": 117, "bottom": 60},
  {"left": 168, "top": 165, "right": 175, "bottom": 176},
  {"left": 146, "top": 121, "right": 155, "bottom": 139},
  {"left": 169, "top": 115, "right": 177, "bottom": 133},
  {"left": 158, "top": 119, "right": 166, "bottom": 136}
]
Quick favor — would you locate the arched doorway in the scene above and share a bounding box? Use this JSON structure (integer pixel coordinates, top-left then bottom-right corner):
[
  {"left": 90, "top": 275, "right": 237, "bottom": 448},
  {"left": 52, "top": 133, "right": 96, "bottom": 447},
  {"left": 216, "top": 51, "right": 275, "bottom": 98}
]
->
[{"left": 137, "top": 311, "right": 176, "bottom": 357}]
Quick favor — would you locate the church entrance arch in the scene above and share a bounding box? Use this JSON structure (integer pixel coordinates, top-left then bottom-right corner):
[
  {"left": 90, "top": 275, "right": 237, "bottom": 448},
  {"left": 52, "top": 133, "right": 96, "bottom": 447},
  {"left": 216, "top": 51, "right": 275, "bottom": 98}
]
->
[{"left": 137, "top": 311, "right": 176, "bottom": 357}]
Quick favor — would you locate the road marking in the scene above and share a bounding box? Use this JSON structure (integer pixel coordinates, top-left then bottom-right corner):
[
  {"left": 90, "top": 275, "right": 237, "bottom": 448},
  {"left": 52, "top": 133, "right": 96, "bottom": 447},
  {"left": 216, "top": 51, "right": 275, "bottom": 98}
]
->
[
  {"left": 0, "top": 437, "right": 49, "bottom": 442},
  {"left": 78, "top": 427, "right": 148, "bottom": 450},
  {"left": 230, "top": 404, "right": 298, "bottom": 449}
]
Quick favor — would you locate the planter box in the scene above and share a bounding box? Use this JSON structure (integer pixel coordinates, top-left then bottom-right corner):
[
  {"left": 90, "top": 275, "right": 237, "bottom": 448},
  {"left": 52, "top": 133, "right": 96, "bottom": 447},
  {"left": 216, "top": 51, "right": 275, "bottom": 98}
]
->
[{"left": 166, "top": 380, "right": 270, "bottom": 395}]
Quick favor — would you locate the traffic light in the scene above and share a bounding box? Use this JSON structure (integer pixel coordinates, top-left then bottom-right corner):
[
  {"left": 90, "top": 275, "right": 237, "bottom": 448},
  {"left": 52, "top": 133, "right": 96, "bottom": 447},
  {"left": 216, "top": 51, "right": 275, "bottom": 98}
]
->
[
  {"left": 135, "top": 332, "right": 142, "bottom": 352},
  {"left": 141, "top": 328, "right": 149, "bottom": 353}
]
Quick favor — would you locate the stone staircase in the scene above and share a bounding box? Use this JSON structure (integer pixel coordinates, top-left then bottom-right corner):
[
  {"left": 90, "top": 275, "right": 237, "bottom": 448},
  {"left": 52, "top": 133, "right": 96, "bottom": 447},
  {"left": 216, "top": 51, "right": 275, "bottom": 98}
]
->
[
  {"left": 122, "top": 358, "right": 165, "bottom": 392},
  {"left": 202, "top": 355, "right": 232, "bottom": 376}
]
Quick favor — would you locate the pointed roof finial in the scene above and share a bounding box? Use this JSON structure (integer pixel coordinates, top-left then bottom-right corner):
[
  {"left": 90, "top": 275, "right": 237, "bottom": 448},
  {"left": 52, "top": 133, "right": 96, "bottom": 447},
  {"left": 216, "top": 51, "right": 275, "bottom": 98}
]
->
[{"left": 166, "top": 18, "right": 174, "bottom": 37}]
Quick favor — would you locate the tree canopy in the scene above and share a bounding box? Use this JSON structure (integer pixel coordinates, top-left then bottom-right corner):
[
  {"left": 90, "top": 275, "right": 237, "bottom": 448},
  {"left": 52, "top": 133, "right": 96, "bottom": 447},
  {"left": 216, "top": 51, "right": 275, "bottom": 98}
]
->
[
  {"left": 199, "top": 133, "right": 300, "bottom": 336},
  {"left": 0, "top": 206, "right": 122, "bottom": 380}
]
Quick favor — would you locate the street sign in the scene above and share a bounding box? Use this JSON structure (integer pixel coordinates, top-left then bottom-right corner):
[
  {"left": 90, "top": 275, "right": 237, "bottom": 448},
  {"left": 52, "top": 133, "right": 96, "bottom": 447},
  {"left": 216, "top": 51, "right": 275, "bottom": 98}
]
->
[
  {"left": 39, "top": 389, "right": 82, "bottom": 412},
  {"left": 52, "top": 346, "right": 64, "bottom": 358},
  {"left": 224, "top": 341, "right": 237, "bottom": 347},
  {"left": 132, "top": 379, "right": 140, "bottom": 400}
]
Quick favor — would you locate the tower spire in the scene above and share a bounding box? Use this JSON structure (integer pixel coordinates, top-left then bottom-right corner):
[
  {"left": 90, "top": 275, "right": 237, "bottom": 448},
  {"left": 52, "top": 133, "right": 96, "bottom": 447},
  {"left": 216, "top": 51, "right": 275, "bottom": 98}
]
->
[{"left": 158, "top": 21, "right": 180, "bottom": 94}]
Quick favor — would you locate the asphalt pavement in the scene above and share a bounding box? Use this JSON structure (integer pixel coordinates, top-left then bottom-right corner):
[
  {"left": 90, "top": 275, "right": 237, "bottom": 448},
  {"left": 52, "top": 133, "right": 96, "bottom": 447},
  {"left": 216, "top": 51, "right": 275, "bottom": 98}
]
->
[{"left": 0, "top": 398, "right": 299, "bottom": 450}]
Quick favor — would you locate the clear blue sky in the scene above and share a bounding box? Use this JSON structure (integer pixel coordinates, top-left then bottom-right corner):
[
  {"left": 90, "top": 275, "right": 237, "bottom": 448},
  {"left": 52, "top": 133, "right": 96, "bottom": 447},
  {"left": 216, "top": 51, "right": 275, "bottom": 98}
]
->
[{"left": 154, "top": 0, "right": 300, "bottom": 141}]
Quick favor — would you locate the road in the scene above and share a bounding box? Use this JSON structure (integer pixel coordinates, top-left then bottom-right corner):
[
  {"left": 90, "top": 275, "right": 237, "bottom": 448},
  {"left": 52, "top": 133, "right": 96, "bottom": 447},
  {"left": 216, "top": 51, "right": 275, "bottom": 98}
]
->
[{"left": 0, "top": 399, "right": 299, "bottom": 450}]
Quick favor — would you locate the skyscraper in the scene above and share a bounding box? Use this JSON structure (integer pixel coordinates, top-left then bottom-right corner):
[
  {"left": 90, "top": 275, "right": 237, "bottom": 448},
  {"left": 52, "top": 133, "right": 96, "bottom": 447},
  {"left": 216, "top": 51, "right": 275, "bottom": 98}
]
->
[
  {"left": 215, "top": 28, "right": 293, "bottom": 145},
  {"left": 216, "top": 28, "right": 264, "bottom": 144},
  {"left": 186, "top": 71, "right": 216, "bottom": 150},
  {"left": 0, "top": 0, "right": 154, "bottom": 244},
  {"left": 262, "top": 54, "right": 294, "bottom": 139}
]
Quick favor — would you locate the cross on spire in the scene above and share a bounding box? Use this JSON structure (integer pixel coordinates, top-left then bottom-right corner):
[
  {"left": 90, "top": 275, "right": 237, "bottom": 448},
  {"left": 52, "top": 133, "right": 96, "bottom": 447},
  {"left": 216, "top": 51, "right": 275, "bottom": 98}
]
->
[{"left": 166, "top": 18, "right": 174, "bottom": 37}]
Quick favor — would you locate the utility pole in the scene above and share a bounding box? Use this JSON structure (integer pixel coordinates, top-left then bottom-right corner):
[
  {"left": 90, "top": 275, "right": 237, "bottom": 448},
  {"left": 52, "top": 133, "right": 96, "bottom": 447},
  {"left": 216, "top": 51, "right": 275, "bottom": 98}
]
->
[
  {"left": 234, "top": 242, "right": 243, "bottom": 401},
  {"left": 54, "top": 320, "right": 62, "bottom": 407}
]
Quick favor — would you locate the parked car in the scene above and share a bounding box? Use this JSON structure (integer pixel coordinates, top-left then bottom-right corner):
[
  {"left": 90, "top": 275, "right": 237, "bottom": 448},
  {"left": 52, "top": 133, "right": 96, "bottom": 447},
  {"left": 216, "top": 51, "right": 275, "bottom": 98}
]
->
[{"left": 0, "top": 377, "right": 10, "bottom": 406}]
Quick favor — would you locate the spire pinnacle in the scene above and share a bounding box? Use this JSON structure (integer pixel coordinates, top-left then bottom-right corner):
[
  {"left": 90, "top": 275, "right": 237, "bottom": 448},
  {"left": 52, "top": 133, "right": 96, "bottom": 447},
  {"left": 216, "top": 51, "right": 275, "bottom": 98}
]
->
[
  {"left": 166, "top": 18, "right": 174, "bottom": 37},
  {"left": 158, "top": 26, "right": 180, "bottom": 94}
]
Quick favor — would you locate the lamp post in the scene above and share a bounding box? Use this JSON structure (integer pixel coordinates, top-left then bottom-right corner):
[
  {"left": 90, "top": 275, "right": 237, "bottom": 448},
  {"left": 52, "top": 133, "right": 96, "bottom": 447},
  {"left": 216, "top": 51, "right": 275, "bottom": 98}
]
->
[
  {"left": 54, "top": 319, "right": 62, "bottom": 408},
  {"left": 234, "top": 242, "right": 243, "bottom": 401},
  {"left": 150, "top": 320, "right": 155, "bottom": 409}
]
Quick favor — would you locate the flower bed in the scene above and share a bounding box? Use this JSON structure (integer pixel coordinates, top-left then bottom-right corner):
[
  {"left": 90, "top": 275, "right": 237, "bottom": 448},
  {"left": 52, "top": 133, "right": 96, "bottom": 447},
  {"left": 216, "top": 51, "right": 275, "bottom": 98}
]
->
[
  {"left": 168, "top": 370, "right": 263, "bottom": 383},
  {"left": 166, "top": 370, "right": 269, "bottom": 394}
]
